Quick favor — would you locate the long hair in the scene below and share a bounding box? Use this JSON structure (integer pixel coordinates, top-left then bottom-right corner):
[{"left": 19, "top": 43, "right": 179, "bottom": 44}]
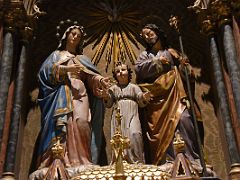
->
[
  {"left": 141, "top": 23, "right": 169, "bottom": 51},
  {"left": 57, "top": 25, "right": 85, "bottom": 54}
]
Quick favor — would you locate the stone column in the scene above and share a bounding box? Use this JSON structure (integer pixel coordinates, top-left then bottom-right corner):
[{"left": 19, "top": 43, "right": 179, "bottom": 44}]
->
[
  {"left": 222, "top": 23, "right": 240, "bottom": 115},
  {"left": 0, "top": 29, "right": 14, "bottom": 148},
  {"left": 0, "top": 1, "right": 34, "bottom": 179},
  {"left": 209, "top": 33, "right": 240, "bottom": 165},
  {"left": 210, "top": 27, "right": 240, "bottom": 180},
  {"left": 3, "top": 42, "right": 27, "bottom": 180},
  {"left": 201, "top": 0, "right": 240, "bottom": 179},
  {"left": 0, "top": 2, "right": 16, "bottom": 176},
  {"left": 211, "top": 0, "right": 240, "bottom": 124}
]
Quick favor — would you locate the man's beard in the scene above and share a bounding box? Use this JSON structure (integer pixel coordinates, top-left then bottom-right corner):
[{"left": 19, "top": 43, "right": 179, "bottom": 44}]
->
[{"left": 147, "top": 36, "right": 158, "bottom": 46}]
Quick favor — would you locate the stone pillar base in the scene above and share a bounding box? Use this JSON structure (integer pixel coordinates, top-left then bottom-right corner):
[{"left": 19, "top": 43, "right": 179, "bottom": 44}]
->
[{"left": 229, "top": 163, "right": 240, "bottom": 180}]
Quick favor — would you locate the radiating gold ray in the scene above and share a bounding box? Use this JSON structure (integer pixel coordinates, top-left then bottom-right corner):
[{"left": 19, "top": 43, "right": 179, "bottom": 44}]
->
[
  {"left": 84, "top": 0, "right": 141, "bottom": 70},
  {"left": 122, "top": 12, "right": 140, "bottom": 16},
  {"left": 105, "top": 32, "right": 114, "bottom": 72},
  {"left": 92, "top": 32, "right": 110, "bottom": 65},
  {"left": 118, "top": 32, "right": 127, "bottom": 63},
  {"left": 84, "top": 25, "right": 109, "bottom": 47},
  {"left": 115, "top": 25, "right": 127, "bottom": 63},
  {"left": 113, "top": 31, "right": 119, "bottom": 65},
  {"left": 86, "top": 24, "right": 108, "bottom": 37},
  {"left": 92, "top": 25, "right": 111, "bottom": 49},
  {"left": 120, "top": 24, "right": 140, "bottom": 49},
  {"left": 86, "top": 18, "right": 108, "bottom": 30},
  {"left": 93, "top": 4, "right": 110, "bottom": 12},
  {"left": 121, "top": 17, "right": 139, "bottom": 25},
  {"left": 120, "top": 30, "right": 137, "bottom": 64},
  {"left": 86, "top": 11, "right": 107, "bottom": 17}
]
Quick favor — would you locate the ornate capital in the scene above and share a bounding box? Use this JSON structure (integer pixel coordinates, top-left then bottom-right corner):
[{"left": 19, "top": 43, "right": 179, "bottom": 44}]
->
[
  {"left": 201, "top": 16, "right": 216, "bottom": 36},
  {"left": 20, "top": 16, "right": 35, "bottom": 44},
  {"left": 195, "top": 9, "right": 216, "bottom": 36},
  {"left": 210, "top": 0, "right": 232, "bottom": 27},
  {"left": 3, "top": 2, "right": 24, "bottom": 32},
  {"left": 2, "top": 1, "right": 35, "bottom": 43},
  {"left": 189, "top": 0, "right": 234, "bottom": 34}
]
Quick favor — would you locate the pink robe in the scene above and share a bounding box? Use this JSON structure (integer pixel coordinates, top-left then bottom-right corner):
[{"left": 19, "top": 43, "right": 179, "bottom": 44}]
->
[{"left": 38, "top": 53, "right": 102, "bottom": 169}]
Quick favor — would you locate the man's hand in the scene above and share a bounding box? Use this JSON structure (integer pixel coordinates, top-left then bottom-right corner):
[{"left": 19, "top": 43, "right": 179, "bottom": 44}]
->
[
  {"left": 159, "top": 55, "right": 170, "bottom": 65},
  {"left": 179, "top": 55, "right": 189, "bottom": 66}
]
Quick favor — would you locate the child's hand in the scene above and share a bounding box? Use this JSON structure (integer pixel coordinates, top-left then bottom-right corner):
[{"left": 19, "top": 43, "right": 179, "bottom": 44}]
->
[
  {"left": 96, "top": 87, "right": 110, "bottom": 100},
  {"left": 102, "top": 89, "right": 110, "bottom": 100},
  {"left": 143, "top": 91, "right": 152, "bottom": 103}
]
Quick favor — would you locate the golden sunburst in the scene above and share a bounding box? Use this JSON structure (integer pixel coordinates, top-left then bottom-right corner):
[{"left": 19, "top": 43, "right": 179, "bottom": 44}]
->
[{"left": 83, "top": 0, "right": 143, "bottom": 72}]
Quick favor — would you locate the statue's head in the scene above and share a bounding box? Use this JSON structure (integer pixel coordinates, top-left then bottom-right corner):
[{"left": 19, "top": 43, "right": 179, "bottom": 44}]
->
[
  {"left": 112, "top": 61, "right": 132, "bottom": 84},
  {"left": 56, "top": 20, "right": 86, "bottom": 54},
  {"left": 141, "top": 23, "right": 168, "bottom": 50}
]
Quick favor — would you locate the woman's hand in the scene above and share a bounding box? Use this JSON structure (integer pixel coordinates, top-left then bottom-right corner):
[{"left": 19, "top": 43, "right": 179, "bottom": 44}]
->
[
  {"left": 66, "top": 64, "right": 84, "bottom": 74},
  {"left": 100, "top": 77, "right": 112, "bottom": 89}
]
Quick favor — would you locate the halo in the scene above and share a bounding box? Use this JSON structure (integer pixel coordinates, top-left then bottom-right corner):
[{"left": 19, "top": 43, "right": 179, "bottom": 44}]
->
[{"left": 56, "top": 19, "right": 86, "bottom": 41}]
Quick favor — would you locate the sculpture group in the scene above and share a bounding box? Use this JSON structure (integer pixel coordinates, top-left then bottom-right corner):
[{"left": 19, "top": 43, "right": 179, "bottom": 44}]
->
[{"left": 29, "top": 20, "right": 213, "bottom": 179}]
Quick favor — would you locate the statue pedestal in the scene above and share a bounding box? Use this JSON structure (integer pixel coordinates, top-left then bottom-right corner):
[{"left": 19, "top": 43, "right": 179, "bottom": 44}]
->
[{"left": 200, "top": 177, "right": 221, "bottom": 179}]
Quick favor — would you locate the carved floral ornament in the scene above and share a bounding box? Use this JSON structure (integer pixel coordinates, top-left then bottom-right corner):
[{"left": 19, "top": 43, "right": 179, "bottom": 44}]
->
[
  {"left": 0, "top": 1, "right": 35, "bottom": 42},
  {"left": 188, "top": 0, "right": 240, "bottom": 36}
]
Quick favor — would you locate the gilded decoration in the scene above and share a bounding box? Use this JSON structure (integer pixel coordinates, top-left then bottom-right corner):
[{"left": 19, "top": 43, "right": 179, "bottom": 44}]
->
[
  {"left": 1, "top": 1, "right": 35, "bottom": 42},
  {"left": 187, "top": 1, "right": 215, "bottom": 36},
  {"left": 169, "top": 15, "right": 180, "bottom": 34},
  {"left": 201, "top": 18, "right": 216, "bottom": 36},
  {"left": 0, "top": 0, "right": 230, "bottom": 179},
  {"left": 81, "top": 0, "right": 143, "bottom": 71},
  {"left": 71, "top": 107, "right": 172, "bottom": 180},
  {"left": 210, "top": 0, "right": 232, "bottom": 27},
  {"left": 171, "top": 132, "right": 200, "bottom": 179},
  {"left": 110, "top": 107, "right": 129, "bottom": 178},
  {"left": 188, "top": 0, "right": 237, "bottom": 35},
  {"left": 51, "top": 138, "right": 64, "bottom": 159},
  {"left": 71, "top": 163, "right": 171, "bottom": 180}
]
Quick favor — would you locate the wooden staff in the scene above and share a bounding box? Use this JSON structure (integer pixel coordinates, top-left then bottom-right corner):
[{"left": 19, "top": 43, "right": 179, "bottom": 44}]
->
[{"left": 169, "top": 15, "right": 208, "bottom": 176}]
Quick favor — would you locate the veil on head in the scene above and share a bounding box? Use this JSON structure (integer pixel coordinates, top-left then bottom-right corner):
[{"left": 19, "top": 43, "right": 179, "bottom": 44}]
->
[{"left": 56, "top": 19, "right": 87, "bottom": 54}]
